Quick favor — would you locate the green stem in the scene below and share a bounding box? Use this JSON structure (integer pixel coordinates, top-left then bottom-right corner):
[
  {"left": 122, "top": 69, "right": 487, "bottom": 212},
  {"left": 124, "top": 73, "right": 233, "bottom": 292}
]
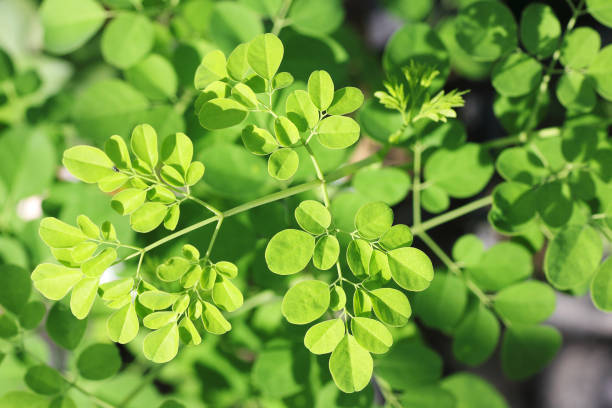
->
[
  {"left": 412, "top": 195, "right": 493, "bottom": 234},
  {"left": 204, "top": 218, "right": 223, "bottom": 260},
  {"left": 303, "top": 140, "right": 330, "bottom": 207},
  {"left": 417, "top": 231, "right": 490, "bottom": 306},
  {"left": 271, "top": 0, "right": 292, "bottom": 35},
  {"left": 481, "top": 127, "right": 561, "bottom": 149},
  {"left": 412, "top": 143, "right": 422, "bottom": 227}
]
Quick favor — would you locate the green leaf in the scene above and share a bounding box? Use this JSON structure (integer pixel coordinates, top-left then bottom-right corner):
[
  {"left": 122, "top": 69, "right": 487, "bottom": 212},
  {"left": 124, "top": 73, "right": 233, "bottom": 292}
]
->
[
  {"left": 70, "top": 277, "right": 99, "bottom": 319},
  {"left": 161, "top": 166, "right": 185, "bottom": 187},
  {"left": 130, "top": 123, "right": 158, "bottom": 172},
  {"left": 241, "top": 125, "right": 278, "bottom": 156},
  {"left": 63, "top": 145, "right": 115, "bottom": 183},
  {"left": 0, "top": 265, "right": 30, "bottom": 314},
  {"left": 495, "top": 146, "right": 547, "bottom": 185},
  {"left": 101, "top": 12, "right": 154, "bottom": 69},
  {"left": 441, "top": 373, "right": 509, "bottom": 408},
  {"left": 308, "top": 70, "right": 334, "bottom": 111},
  {"left": 545, "top": 225, "right": 602, "bottom": 290},
  {"left": 0, "top": 392, "right": 49, "bottom": 408},
  {"left": 268, "top": 148, "right": 299, "bottom": 180},
  {"left": 186, "top": 162, "right": 205, "bottom": 186},
  {"left": 288, "top": 0, "right": 343, "bottom": 35},
  {"left": 455, "top": 1, "right": 518, "bottom": 61},
  {"left": 143, "top": 322, "right": 179, "bottom": 363},
  {"left": 215, "top": 261, "right": 238, "bottom": 279},
  {"left": 82, "top": 248, "right": 116, "bottom": 277},
  {"left": 126, "top": 54, "right": 178, "bottom": 100},
  {"left": 18, "top": 301, "right": 46, "bottom": 330},
  {"left": 281, "top": 280, "right": 330, "bottom": 324},
  {"left": 375, "top": 339, "right": 442, "bottom": 390},
  {"left": 353, "top": 288, "right": 372, "bottom": 317},
  {"left": 194, "top": 50, "right": 228, "bottom": 90},
  {"left": 272, "top": 71, "right": 294, "bottom": 90},
  {"left": 295, "top": 200, "right": 331, "bottom": 235},
  {"left": 560, "top": 27, "right": 600, "bottom": 70},
  {"left": 156, "top": 257, "right": 190, "bottom": 282},
  {"left": 24, "top": 365, "right": 64, "bottom": 395},
  {"left": 265, "top": 229, "right": 315, "bottom": 275},
  {"left": 227, "top": 43, "right": 249, "bottom": 81},
  {"left": 491, "top": 51, "right": 542, "bottom": 97},
  {"left": 424, "top": 143, "right": 493, "bottom": 198},
  {"left": 212, "top": 277, "right": 243, "bottom": 312},
  {"left": 556, "top": 71, "right": 596, "bottom": 112},
  {"left": 130, "top": 202, "right": 168, "bottom": 233},
  {"left": 201, "top": 301, "right": 231, "bottom": 334},
  {"left": 107, "top": 302, "right": 139, "bottom": 343},
  {"left": 274, "top": 116, "right": 300, "bottom": 147},
  {"left": 452, "top": 234, "right": 484, "bottom": 267},
  {"left": 399, "top": 386, "right": 455, "bottom": 408},
  {"left": 368, "top": 249, "right": 391, "bottom": 283},
  {"left": 351, "top": 317, "right": 393, "bottom": 354},
  {"left": 520, "top": 3, "right": 561, "bottom": 59},
  {"left": 77, "top": 215, "right": 100, "bottom": 239},
  {"left": 285, "top": 90, "right": 319, "bottom": 132},
  {"left": 139, "top": 291, "right": 179, "bottom": 310},
  {"left": 99, "top": 278, "right": 133, "bottom": 301},
  {"left": 231, "top": 83, "right": 258, "bottom": 108},
  {"left": 501, "top": 324, "right": 561, "bottom": 380},
  {"left": 0, "top": 314, "right": 18, "bottom": 338},
  {"left": 379, "top": 224, "right": 413, "bottom": 251},
  {"left": 327, "top": 87, "right": 364, "bottom": 116},
  {"left": 313, "top": 235, "right": 340, "bottom": 270},
  {"left": 388, "top": 247, "right": 434, "bottom": 292},
  {"left": 209, "top": 2, "right": 263, "bottom": 54},
  {"left": 468, "top": 241, "right": 533, "bottom": 291},
  {"left": 32, "top": 263, "right": 82, "bottom": 300},
  {"left": 353, "top": 167, "right": 411, "bottom": 206},
  {"left": 329, "top": 334, "right": 373, "bottom": 393},
  {"left": 412, "top": 272, "right": 468, "bottom": 333},
  {"left": 369, "top": 288, "right": 411, "bottom": 327},
  {"left": 77, "top": 343, "right": 121, "bottom": 380},
  {"left": 586, "top": 0, "right": 612, "bottom": 28},
  {"left": 304, "top": 318, "right": 345, "bottom": 354},
  {"left": 247, "top": 33, "right": 283, "bottom": 80},
  {"left": 591, "top": 257, "right": 612, "bottom": 311},
  {"left": 39, "top": 217, "right": 88, "bottom": 248},
  {"left": 198, "top": 98, "right": 248, "bottom": 130},
  {"left": 46, "top": 302, "right": 87, "bottom": 350},
  {"left": 354, "top": 201, "right": 393, "bottom": 240},
  {"left": 111, "top": 188, "right": 146, "bottom": 215},
  {"left": 40, "top": 0, "right": 106, "bottom": 54},
  {"left": 588, "top": 44, "right": 612, "bottom": 101},
  {"left": 452, "top": 303, "right": 499, "bottom": 366},
  {"left": 317, "top": 116, "right": 360, "bottom": 150},
  {"left": 494, "top": 280, "right": 555, "bottom": 325},
  {"left": 346, "top": 239, "right": 373, "bottom": 279},
  {"left": 143, "top": 311, "right": 178, "bottom": 329},
  {"left": 329, "top": 285, "right": 346, "bottom": 311}
]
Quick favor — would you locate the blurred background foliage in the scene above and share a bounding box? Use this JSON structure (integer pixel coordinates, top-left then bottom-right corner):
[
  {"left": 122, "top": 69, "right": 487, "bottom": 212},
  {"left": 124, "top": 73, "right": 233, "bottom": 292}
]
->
[{"left": 0, "top": 0, "right": 611, "bottom": 407}]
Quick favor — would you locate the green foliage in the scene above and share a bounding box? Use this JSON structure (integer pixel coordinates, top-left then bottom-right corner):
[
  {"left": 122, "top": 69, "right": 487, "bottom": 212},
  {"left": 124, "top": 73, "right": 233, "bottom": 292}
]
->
[{"left": 0, "top": 0, "right": 611, "bottom": 406}]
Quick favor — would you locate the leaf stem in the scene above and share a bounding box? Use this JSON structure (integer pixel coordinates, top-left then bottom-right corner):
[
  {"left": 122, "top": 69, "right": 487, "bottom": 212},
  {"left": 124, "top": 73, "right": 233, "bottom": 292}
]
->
[
  {"left": 412, "top": 195, "right": 493, "bottom": 234},
  {"left": 117, "top": 365, "right": 163, "bottom": 407},
  {"left": 271, "top": 0, "right": 293, "bottom": 35},
  {"left": 412, "top": 143, "right": 422, "bottom": 227}
]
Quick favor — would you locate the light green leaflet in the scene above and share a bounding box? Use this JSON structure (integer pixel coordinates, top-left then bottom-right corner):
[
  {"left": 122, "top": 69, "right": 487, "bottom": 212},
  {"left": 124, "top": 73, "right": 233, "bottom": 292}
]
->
[
  {"left": 247, "top": 33, "right": 283, "bottom": 79},
  {"left": 126, "top": 54, "right": 178, "bottom": 100},
  {"left": 295, "top": 200, "right": 331, "bottom": 235},
  {"left": 101, "top": 12, "right": 154, "bottom": 69},
  {"left": 212, "top": 278, "right": 243, "bottom": 312},
  {"left": 380, "top": 224, "right": 413, "bottom": 250},
  {"left": 281, "top": 280, "right": 330, "bottom": 325},
  {"left": 274, "top": 116, "right": 300, "bottom": 147},
  {"left": 350, "top": 317, "right": 393, "bottom": 354},
  {"left": 63, "top": 146, "right": 115, "bottom": 183},
  {"left": 308, "top": 70, "right": 334, "bottom": 111},
  {"left": 591, "top": 257, "right": 612, "bottom": 311},
  {"left": 327, "top": 87, "right": 364, "bottom": 115},
  {"left": 520, "top": 3, "right": 561, "bottom": 59},
  {"left": 139, "top": 291, "right": 179, "bottom": 310},
  {"left": 388, "top": 247, "right": 434, "bottom": 291},
  {"left": 329, "top": 334, "right": 373, "bottom": 393},
  {"left": 130, "top": 124, "right": 158, "bottom": 172},
  {"left": 313, "top": 235, "right": 340, "bottom": 270},
  {"left": 194, "top": 50, "right": 228, "bottom": 90},
  {"left": 494, "top": 281, "right": 556, "bottom": 325},
  {"left": 268, "top": 148, "right": 299, "bottom": 180},
  {"left": 201, "top": 301, "right": 232, "bottom": 334},
  {"left": 143, "top": 322, "right": 179, "bottom": 363},
  {"left": 82, "top": 248, "right": 116, "bottom": 277},
  {"left": 355, "top": 201, "right": 393, "bottom": 240},
  {"left": 40, "top": 0, "right": 106, "bottom": 55},
  {"left": 265, "top": 229, "right": 315, "bottom": 275},
  {"left": 32, "top": 264, "right": 82, "bottom": 300},
  {"left": 369, "top": 288, "right": 411, "bottom": 327},
  {"left": 143, "top": 311, "right": 178, "bottom": 330},
  {"left": 346, "top": 239, "right": 372, "bottom": 279},
  {"left": 39, "top": 217, "right": 87, "bottom": 248},
  {"left": 198, "top": 98, "right": 248, "bottom": 130},
  {"left": 70, "top": 277, "right": 99, "bottom": 319},
  {"left": 286, "top": 90, "right": 318, "bottom": 132},
  {"left": 304, "top": 318, "right": 345, "bottom": 354},
  {"left": 317, "top": 116, "right": 360, "bottom": 149},
  {"left": 130, "top": 202, "right": 168, "bottom": 233}
]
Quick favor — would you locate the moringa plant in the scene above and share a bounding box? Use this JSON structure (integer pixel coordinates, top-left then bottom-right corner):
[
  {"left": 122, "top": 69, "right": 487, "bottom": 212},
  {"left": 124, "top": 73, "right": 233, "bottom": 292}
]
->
[{"left": 0, "top": 0, "right": 611, "bottom": 407}]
